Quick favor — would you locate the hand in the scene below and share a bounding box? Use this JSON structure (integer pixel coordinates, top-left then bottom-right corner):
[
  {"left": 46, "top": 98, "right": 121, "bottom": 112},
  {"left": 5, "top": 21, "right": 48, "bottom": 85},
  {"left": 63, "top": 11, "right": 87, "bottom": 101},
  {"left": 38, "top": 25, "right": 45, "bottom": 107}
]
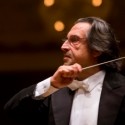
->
[{"left": 50, "top": 63, "right": 82, "bottom": 89}]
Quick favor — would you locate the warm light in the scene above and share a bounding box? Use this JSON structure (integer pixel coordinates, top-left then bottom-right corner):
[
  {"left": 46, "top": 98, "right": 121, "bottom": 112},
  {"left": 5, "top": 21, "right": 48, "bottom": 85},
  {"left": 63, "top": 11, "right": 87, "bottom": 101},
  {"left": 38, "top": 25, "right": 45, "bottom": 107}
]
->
[
  {"left": 92, "top": 0, "right": 102, "bottom": 7},
  {"left": 44, "top": 0, "right": 55, "bottom": 7},
  {"left": 54, "top": 21, "right": 65, "bottom": 32}
]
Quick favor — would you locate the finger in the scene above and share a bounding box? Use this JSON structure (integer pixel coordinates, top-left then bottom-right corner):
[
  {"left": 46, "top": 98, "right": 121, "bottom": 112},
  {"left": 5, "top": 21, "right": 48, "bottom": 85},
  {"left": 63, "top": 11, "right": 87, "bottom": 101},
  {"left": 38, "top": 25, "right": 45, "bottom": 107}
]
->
[
  {"left": 71, "top": 63, "right": 82, "bottom": 74},
  {"left": 61, "top": 67, "right": 75, "bottom": 78},
  {"left": 61, "top": 65, "right": 80, "bottom": 78}
]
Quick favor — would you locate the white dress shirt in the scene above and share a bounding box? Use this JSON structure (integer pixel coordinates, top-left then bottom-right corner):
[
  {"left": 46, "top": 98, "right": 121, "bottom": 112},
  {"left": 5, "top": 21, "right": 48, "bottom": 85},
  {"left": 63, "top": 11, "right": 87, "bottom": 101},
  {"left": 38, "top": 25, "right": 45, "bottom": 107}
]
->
[
  {"left": 34, "top": 70, "right": 106, "bottom": 125},
  {"left": 69, "top": 70, "right": 105, "bottom": 125}
]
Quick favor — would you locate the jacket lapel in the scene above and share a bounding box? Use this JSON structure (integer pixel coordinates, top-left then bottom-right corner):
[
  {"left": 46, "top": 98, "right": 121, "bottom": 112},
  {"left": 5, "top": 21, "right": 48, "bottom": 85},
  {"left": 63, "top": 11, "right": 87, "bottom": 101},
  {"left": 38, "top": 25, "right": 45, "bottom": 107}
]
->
[
  {"left": 98, "top": 71, "right": 125, "bottom": 125},
  {"left": 52, "top": 87, "right": 75, "bottom": 125}
]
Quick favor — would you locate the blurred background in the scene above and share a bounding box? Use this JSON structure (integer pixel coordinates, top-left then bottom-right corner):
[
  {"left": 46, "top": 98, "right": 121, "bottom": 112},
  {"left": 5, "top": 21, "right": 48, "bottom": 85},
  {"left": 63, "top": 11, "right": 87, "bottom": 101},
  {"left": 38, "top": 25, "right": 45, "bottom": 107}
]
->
[{"left": 0, "top": 0, "right": 125, "bottom": 124}]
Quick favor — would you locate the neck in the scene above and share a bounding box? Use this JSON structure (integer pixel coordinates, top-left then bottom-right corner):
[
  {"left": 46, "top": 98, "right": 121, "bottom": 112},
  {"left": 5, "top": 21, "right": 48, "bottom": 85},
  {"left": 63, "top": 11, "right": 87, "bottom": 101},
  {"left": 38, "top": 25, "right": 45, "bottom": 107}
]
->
[{"left": 77, "top": 66, "right": 101, "bottom": 81}]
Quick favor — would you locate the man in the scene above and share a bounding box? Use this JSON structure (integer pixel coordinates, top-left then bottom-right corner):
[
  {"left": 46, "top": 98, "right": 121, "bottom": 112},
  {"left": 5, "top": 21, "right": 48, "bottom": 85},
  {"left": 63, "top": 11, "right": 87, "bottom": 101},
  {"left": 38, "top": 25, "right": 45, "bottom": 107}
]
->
[{"left": 4, "top": 17, "right": 125, "bottom": 125}]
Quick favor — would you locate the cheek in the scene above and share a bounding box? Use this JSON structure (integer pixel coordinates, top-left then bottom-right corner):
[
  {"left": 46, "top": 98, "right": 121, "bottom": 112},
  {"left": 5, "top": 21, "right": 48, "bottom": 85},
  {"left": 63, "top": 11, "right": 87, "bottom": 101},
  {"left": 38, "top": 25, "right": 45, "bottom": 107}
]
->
[
  {"left": 77, "top": 45, "right": 91, "bottom": 57},
  {"left": 73, "top": 46, "right": 91, "bottom": 63}
]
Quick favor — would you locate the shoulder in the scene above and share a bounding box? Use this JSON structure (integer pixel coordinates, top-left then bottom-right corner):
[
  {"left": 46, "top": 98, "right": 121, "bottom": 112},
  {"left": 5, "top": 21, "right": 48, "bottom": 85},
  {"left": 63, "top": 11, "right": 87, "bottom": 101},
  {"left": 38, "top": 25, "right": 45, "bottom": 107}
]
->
[
  {"left": 104, "top": 71, "right": 125, "bottom": 89},
  {"left": 105, "top": 71, "right": 125, "bottom": 82}
]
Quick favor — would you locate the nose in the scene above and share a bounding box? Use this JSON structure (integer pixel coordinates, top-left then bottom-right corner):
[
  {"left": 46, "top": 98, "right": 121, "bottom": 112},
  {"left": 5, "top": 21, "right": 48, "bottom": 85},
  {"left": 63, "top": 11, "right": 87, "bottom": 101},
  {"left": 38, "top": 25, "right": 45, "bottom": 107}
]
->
[{"left": 61, "top": 40, "right": 70, "bottom": 52}]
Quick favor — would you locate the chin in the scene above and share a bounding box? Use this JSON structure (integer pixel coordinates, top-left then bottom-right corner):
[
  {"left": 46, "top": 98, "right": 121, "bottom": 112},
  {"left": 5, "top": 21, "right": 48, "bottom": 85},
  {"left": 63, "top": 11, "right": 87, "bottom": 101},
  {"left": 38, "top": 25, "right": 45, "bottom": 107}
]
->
[{"left": 63, "top": 61, "right": 74, "bottom": 66}]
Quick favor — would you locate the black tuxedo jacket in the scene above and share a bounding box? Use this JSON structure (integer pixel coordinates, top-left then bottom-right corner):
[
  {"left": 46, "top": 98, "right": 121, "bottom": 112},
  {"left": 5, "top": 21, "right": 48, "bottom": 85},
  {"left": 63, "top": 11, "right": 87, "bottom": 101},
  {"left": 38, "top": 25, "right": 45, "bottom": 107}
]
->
[{"left": 4, "top": 71, "right": 125, "bottom": 125}]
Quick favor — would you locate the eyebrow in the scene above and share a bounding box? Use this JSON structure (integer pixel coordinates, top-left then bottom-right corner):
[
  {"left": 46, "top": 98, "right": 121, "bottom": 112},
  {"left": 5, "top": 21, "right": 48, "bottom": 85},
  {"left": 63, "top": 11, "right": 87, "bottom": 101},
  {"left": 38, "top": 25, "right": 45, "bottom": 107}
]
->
[{"left": 67, "top": 34, "right": 80, "bottom": 38}]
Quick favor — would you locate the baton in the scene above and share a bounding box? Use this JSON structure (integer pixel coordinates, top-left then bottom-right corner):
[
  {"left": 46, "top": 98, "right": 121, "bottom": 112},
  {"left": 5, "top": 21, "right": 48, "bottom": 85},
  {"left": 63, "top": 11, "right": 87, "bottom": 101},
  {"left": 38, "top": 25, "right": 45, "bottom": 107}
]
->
[{"left": 82, "top": 56, "right": 125, "bottom": 70}]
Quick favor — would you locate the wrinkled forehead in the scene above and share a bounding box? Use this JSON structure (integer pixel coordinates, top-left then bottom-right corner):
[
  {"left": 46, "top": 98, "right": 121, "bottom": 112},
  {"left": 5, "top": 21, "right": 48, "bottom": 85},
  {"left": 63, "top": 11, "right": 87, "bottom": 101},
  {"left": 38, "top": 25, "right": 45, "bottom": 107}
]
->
[{"left": 68, "top": 22, "right": 92, "bottom": 37}]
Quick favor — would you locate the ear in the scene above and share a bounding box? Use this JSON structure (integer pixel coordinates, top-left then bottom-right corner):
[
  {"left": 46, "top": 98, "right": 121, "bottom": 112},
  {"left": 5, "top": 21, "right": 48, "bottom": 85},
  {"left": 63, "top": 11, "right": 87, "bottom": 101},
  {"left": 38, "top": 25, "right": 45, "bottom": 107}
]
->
[{"left": 92, "top": 50, "right": 101, "bottom": 57}]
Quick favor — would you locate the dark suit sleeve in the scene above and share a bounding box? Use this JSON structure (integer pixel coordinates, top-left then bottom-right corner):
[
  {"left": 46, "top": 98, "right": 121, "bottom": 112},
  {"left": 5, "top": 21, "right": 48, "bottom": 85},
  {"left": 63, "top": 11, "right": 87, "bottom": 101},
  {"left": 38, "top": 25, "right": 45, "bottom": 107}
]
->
[{"left": 4, "top": 84, "right": 51, "bottom": 125}]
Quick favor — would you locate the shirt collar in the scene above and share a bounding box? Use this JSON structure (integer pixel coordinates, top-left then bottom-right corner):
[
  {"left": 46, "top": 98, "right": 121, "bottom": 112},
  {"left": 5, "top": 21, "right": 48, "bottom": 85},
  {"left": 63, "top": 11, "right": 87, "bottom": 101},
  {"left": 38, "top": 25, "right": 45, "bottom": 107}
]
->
[
  {"left": 83, "top": 70, "right": 106, "bottom": 92},
  {"left": 68, "top": 70, "right": 106, "bottom": 92}
]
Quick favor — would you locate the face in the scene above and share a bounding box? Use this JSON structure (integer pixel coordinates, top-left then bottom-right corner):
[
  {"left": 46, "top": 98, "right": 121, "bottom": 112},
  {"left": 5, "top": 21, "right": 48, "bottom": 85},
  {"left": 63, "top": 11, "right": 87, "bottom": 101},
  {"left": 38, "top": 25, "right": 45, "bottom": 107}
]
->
[{"left": 61, "top": 22, "right": 99, "bottom": 68}]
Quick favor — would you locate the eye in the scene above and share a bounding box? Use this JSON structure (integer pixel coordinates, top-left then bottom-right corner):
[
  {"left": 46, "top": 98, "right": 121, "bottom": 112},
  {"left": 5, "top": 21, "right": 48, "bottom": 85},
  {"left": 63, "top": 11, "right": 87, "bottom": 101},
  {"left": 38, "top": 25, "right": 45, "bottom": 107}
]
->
[{"left": 69, "top": 36, "right": 80, "bottom": 43}]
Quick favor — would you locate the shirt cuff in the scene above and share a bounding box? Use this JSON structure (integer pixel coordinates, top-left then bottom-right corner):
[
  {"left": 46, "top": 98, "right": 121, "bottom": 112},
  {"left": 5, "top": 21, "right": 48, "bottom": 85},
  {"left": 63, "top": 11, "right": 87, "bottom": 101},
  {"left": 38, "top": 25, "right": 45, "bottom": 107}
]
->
[{"left": 34, "top": 77, "right": 58, "bottom": 99}]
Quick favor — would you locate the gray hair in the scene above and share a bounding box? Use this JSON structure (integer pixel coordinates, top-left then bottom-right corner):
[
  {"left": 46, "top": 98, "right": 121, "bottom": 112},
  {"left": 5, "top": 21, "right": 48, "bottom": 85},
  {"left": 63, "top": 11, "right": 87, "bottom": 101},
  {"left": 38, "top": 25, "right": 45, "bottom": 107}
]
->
[{"left": 75, "top": 17, "right": 121, "bottom": 71}]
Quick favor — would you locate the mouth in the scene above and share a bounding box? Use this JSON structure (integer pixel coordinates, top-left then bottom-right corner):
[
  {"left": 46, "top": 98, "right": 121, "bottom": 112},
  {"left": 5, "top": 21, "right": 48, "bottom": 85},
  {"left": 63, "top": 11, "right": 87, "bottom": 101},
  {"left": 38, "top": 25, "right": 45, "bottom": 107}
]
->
[
  {"left": 63, "top": 54, "right": 71, "bottom": 61},
  {"left": 63, "top": 54, "right": 70, "bottom": 58},
  {"left": 63, "top": 56, "right": 70, "bottom": 60}
]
